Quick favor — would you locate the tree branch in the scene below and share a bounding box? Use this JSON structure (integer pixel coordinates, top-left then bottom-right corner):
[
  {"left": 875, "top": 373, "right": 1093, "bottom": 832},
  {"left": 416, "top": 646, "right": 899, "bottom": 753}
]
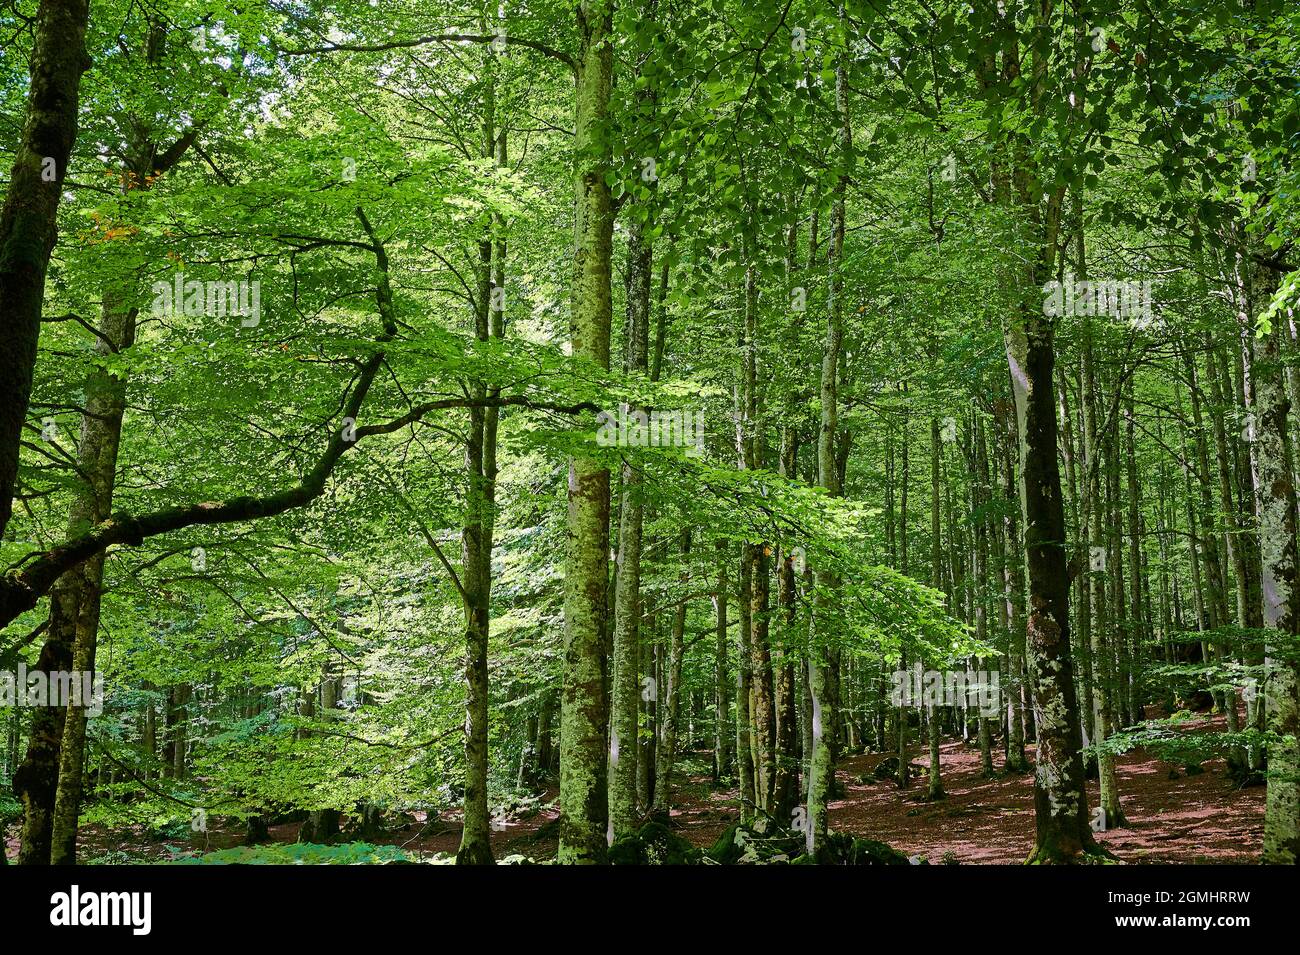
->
[{"left": 281, "top": 33, "right": 577, "bottom": 73}]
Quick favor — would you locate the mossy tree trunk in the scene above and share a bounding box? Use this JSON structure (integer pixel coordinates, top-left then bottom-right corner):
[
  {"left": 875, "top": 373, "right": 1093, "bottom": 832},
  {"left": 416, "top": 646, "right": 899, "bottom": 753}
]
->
[
  {"left": 557, "top": 0, "right": 615, "bottom": 864},
  {"left": 0, "top": 0, "right": 91, "bottom": 545},
  {"left": 1253, "top": 268, "right": 1300, "bottom": 864}
]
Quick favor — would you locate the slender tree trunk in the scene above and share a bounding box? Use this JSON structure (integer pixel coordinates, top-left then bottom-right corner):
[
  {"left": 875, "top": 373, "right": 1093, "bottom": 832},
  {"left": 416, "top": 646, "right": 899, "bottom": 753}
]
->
[
  {"left": 772, "top": 505, "right": 799, "bottom": 814},
  {"left": 1124, "top": 386, "right": 1146, "bottom": 729},
  {"left": 652, "top": 531, "right": 689, "bottom": 815},
  {"left": 456, "top": 40, "right": 506, "bottom": 863},
  {"left": 608, "top": 189, "right": 652, "bottom": 843},
  {"left": 1082, "top": 314, "right": 1124, "bottom": 829},
  {"left": 1000, "top": 400, "right": 1031, "bottom": 768},
  {"left": 558, "top": 0, "right": 615, "bottom": 863},
  {"left": 299, "top": 675, "right": 340, "bottom": 843},
  {"left": 47, "top": 273, "right": 143, "bottom": 867},
  {"left": 736, "top": 542, "right": 754, "bottom": 820},
  {"left": 748, "top": 541, "right": 775, "bottom": 813},
  {"left": 927, "top": 418, "right": 946, "bottom": 799},
  {"left": 897, "top": 390, "right": 911, "bottom": 789},
  {"left": 1061, "top": 357, "right": 1093, "bottom": 766},
  {"left": 713, "top": 547, "right": 732, "bottom": 783},
  {"left": 972, "top": 415, "right": 995, "bottom": 777},
  {"left": 536, "top": 692, "right": 555, "bottom": 777},
  {"left": 806, "top": 17, "right": 849, "bottom": 857}
]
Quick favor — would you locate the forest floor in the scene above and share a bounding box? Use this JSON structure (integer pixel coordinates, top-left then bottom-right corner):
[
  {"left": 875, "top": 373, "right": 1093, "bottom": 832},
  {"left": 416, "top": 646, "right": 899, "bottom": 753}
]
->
[
  {"left": 9, "top": 705, "right": 1263, "bottom": 864},
  {"left": 500, "top": 703, "right": 1264, "bottom": 864},
  {"left": 626, "top": 704, "right": 1264, "bottom": 865}
]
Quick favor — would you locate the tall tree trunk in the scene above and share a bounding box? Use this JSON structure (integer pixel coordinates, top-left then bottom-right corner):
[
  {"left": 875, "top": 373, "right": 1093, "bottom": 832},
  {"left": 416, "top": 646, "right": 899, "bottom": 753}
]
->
[
  {"left": 47, "top": 288, "right": 134, "bottom": 862},
  {"left": 1101, "top": 396, "right": 1129, "bottom": 827},
  {"left": 7, "top": 1, "right": 106, "bottom": 864},
  {"left": 608, "top": 182, "right": 652, "bottom": 843},
  {"left": 1253, "top": 271, "right": 1300, "bottom": 864},
  {"left": 806, "top": 13, "right": 849, "bottom": 857},
  {"left": 1082, "top": 308, "right": 1123, "bottom": 827},
  {"left": 456, "top": 34, "right": 504, "bottom": 865},
  {"left": 999, "top": 166, "right": 1098, "bottom": 862},
  {"left": 608, "top": 1, "right": 658, "bottom": 837},
  {"left": 1001, "top": 399, "right": 1031, "bottom": 767},
  {"left": 748, "top": 541, "right": 775, "bottom": 813},
  {"left": 170, "top": 684, "right": 190, "bottom": 782},
  {"left": 1184, "top": 342, "right": 1232, "bottom": 637},
  {"left": 773, "top": 193, "right": 804, "bottom": 817},
  {"left": 0, "top": 0, "right": 91, "bottom": 544},
  {"left": 974, "top": 415, "right": 995, "bottom": 778},
  {"left": 896, "top": 390, "right": 910, "bottom": 789},
  {"left": 738, "top": 260, "right": 775, "bottom": 814},
  {"left": 557, "top": 0, "right": 615, "bottom": 864},
  {"left": 773, "top": 428, "right": 800, "bottom": 817},
  {"left": 1063, "top": 356, "right": 1094, "bottom": 765},
  {"left": 1124, "top": 386, "right": 1146, "bottom": 729}
]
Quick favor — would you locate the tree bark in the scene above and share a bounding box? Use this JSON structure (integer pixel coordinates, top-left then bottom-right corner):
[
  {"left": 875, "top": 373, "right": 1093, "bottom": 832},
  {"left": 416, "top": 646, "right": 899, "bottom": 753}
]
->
[
  {"left": 456, "top": 35, "right": 506, "bottom": 863},
  {"left": 608, "top": 173, "right": 652, "bottom": 843},
  {"left": 0, "top": 0, "right": 92, "bottom": 544},
  {"left": 557, "top": 0, "right": 615, "bottom": 864},
  {"left": 652, "top": 531, "right": 689, "bottom": 815},
  {"left": 713, "top": 546, "right": 732, "bottom": 783},
  {"left": 1253, "top": 272, "right": 1300, "bottom": 864},
  {"left": 806, "top": 14, "right": 849, "bottom": 857},
  {"left": 927, "top": 418, "right": 946, "bottom": 799}
]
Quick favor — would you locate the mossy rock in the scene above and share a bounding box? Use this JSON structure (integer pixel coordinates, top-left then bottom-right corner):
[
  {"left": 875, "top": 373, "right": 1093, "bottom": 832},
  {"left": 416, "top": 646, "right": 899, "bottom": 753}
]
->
[
  {"left": 707, "top": 822, "right": 804, "bottom": 865},
  {"left": 871, "top": 756, "right": 921, "bottom": 781},
  {"left": 871, "top": 757, "right": 899, "bottom": 780},
  {"left": 817, "top": 832, "right": 911, "bottom": 865},
  {"left": 850, "top": 837, "right": 912, "bottom": 865},
  {"left": 608, "top": 836, "right": 646, "bottom": 865},
  {"left": 706, "top": 823, "right": 745, "bottom": 865},
  {"left": 610, "top": 821, "right": 701, "bottom": 865}
]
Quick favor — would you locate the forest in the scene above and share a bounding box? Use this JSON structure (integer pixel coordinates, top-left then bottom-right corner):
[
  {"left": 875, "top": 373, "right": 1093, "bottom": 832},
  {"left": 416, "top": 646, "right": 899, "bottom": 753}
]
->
[{"left": 0, "top": 0, "right": 1297, "bottom": 874}]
